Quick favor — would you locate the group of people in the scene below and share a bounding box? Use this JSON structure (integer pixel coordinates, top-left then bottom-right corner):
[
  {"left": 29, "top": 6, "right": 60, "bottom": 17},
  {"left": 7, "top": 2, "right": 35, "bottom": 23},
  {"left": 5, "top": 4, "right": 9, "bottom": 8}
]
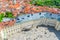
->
[{"left": 0, "top": 0, "right": 60, "bottom": 31}]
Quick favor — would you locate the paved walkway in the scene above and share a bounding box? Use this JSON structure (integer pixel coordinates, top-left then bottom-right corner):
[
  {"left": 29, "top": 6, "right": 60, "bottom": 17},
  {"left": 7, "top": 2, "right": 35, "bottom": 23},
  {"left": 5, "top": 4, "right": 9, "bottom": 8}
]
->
[{"left": 8, "top": 25, "right": 60, "bottom": 40}]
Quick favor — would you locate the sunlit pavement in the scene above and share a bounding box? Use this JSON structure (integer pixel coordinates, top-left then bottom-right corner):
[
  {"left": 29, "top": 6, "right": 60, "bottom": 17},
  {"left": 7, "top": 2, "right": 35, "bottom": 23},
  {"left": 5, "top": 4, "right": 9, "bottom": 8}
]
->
[{"left": 8, "top": 25, "right": 60, "bottom": 40}]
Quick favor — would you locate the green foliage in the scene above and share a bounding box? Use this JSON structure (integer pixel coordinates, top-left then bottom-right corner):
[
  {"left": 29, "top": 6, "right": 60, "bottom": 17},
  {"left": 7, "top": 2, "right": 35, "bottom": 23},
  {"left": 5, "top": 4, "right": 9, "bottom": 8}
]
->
[
  {"left": 30, "top": 0, "right": 60, "bottom": 8},
  {"left": 0, "top": 11, "right": 15, "bottom": 22},
  {"left": 0, "top": 13, "right": 4, "bottom": 22},
  {"left": 5, "top": 11, "right": 14, "bottom": 18}
]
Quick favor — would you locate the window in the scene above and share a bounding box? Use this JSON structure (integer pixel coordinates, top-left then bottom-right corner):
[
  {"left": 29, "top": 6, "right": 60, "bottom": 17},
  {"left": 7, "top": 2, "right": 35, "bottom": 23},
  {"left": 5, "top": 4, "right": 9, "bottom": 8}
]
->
[
  {"left": 50, "top": 14, "right": 52, "bottom": 16},
  {"left": 22, "top": 18, "right": 24, "bottom": 19},
  {"left": 27, "top": 15, "right": 30, "bottom": 17},
  {"left": 17, "top": 18, "right": 20, "bottom": 20},
  {"left": 39, "top": 13, "right": 41, "bottom": 15},
  {"left": 31, "top": 14, "right": 33, "bottom": 16}
]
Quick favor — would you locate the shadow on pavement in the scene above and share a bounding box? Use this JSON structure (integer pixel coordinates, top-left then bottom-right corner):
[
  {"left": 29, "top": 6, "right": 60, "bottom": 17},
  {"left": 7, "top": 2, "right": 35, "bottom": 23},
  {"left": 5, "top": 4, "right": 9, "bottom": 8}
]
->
[{"left": 37, "top": 25, "right": 60, "bottom": 40}]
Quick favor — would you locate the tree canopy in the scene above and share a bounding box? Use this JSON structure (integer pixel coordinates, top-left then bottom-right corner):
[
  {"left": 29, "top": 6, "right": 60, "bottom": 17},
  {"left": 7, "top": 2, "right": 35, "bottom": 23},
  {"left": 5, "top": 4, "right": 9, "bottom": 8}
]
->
[{"left": 30, "top": 0, "right": 60, "bottom": 9}]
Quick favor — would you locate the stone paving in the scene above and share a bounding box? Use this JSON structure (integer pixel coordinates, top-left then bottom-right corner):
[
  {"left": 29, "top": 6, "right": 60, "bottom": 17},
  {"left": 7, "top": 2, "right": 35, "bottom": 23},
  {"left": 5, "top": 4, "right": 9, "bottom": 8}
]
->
[{"left": 8, "top": 26, "right": 60, "bottom": 40}]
